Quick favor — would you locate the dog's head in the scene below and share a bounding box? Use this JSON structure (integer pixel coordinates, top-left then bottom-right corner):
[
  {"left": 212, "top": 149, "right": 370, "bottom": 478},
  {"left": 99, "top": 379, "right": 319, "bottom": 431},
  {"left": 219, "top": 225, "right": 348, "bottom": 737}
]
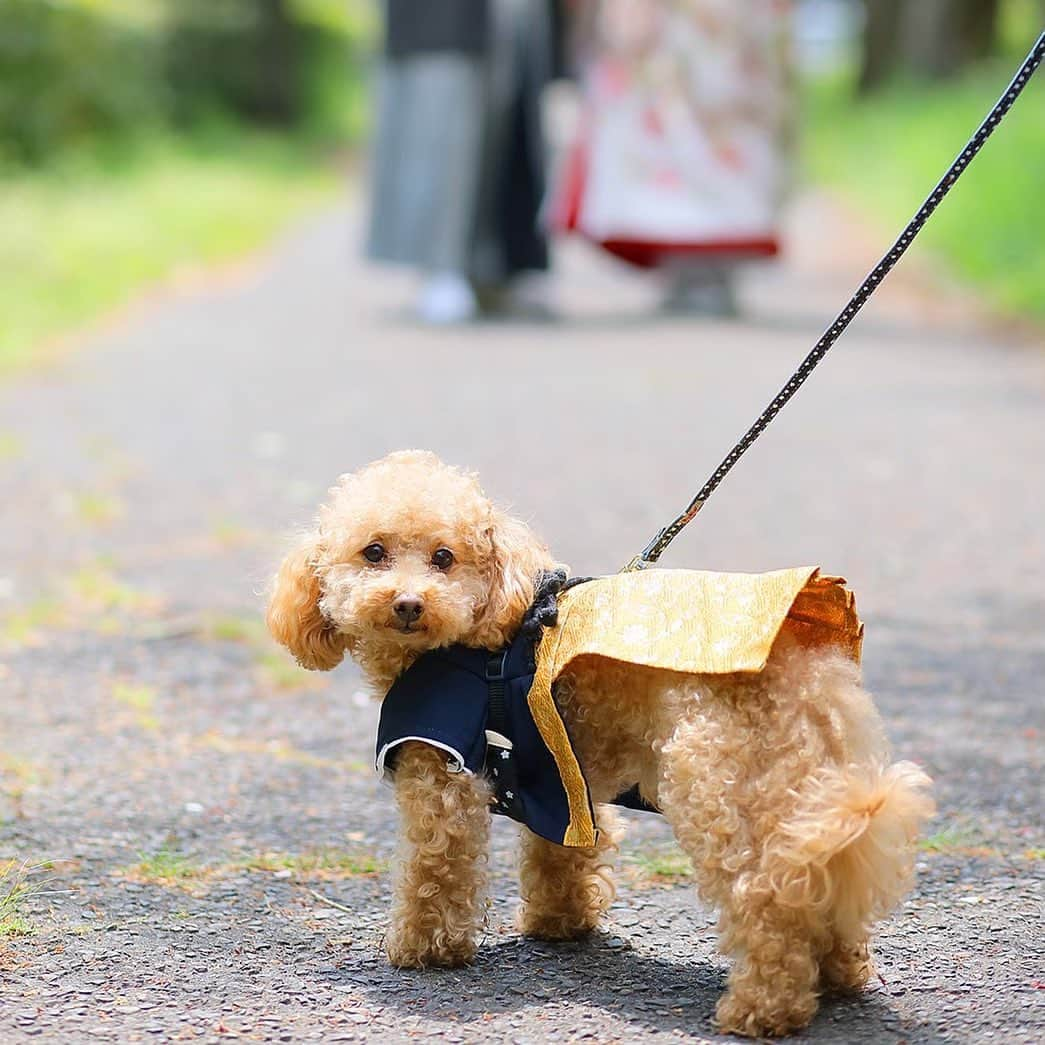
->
[{"left": 266, "top": 451, "right": 555, "bottom": 684}]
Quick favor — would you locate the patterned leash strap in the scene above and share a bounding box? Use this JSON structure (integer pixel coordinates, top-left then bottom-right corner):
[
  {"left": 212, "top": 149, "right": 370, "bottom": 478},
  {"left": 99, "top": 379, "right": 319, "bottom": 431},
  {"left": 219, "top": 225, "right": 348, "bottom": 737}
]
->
[{"left": 622, "top": 30, "right": 1045, "bottom": 574}]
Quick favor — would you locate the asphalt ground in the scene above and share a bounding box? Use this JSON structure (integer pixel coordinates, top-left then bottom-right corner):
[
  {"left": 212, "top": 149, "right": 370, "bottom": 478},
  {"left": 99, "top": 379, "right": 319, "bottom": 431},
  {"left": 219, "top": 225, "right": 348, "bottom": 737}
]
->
[{"left": 1, "top": 195, "right": 1042, "bottom": 1043}]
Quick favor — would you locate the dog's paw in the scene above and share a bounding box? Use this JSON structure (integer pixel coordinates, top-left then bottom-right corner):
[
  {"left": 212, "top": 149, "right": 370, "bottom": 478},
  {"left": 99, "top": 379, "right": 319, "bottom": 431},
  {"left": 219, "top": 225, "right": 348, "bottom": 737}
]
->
[
  {"left": 714, "top": 990, "right": 818, "bottom": 1038},
  {"left": 820, "top": 940, "right": 874, "bottom": 993},
  {"left": 385, "top": 927, "right": 476, "bottom": 969},
  {"left": 515, "top": 905, "right": 600, "bottom": 941}
]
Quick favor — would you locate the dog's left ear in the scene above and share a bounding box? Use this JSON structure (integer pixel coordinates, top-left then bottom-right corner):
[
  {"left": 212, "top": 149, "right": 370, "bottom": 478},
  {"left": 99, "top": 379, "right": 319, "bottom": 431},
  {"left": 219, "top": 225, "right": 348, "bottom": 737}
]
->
[
  {"left": 266, "top": 532, "right": 349, "bottom": 671},
  {"left": 472, "top": 509, "right": 554, "bottom": 648}
]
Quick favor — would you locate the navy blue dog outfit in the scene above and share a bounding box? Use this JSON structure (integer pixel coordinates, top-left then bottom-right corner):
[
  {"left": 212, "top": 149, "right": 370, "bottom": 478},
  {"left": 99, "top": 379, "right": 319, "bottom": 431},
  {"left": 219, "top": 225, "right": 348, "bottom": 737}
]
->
[{"left": 375, "top": 572, "right": 658, "bottom": 846}]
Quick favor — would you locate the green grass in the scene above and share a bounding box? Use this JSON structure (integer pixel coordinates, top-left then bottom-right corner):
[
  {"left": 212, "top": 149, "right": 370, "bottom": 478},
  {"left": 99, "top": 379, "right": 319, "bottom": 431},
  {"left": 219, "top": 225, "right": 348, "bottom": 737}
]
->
[
  {"left": 111, "top": 682, "right": 160, "bottom": 732},
  {"left": 200, "top": 612, "right": 330, "bottom": 691},
  {"left": 919, "top": 826, "right": 979, "bottom": 852},
  {"left": 804, "top": 53, "right": 1045, "bottom": 320},
  {"left": 69, "top": 560, "right": 160, "bottom": 614},
  {"left": 0, "top": 130, "right": 342, "bottom": 375},
  {"left": 123, "top": 847, "right": 203, "bottom": 885},
  {"left": 119, "top": 846, "right": 384, "bottom": 890},
  {"left": 256, "top": 648, "right": 329, "bottom": 692},
  {"left": 918, "top": 823, "right": 998, "bottom": 857},
  {"left": 629, "top": 846, "right": 693, "bottom": 882},
  {"left": 0, "top": 558, "right": 164, "bottom": 649},
  {"left": 71, "top": 491, "right": 126, "bottom": 527},
  {"left": 1, "top": 861, "right": 38, "bottom": 938},
  {"left": 204, "top": 612, "right": 269, "bottom": 645},
  {"left": 0, "top": 598, "right": 65, "bottom": 647},
  {"left": 235, "top": 848, "right": 385, "bottom": 878},
  {"left": 0, "top": 433, "right": 23, "bottom": 459},
  {"left": 0, "top": 756, "right": 48, "bottom": 802}
]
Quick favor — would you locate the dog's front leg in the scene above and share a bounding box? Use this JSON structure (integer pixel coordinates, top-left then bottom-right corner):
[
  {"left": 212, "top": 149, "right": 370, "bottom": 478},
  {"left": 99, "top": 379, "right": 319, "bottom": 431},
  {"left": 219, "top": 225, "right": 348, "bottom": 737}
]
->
[{"left": 385, "top": 742, "right": 491, "bottom": 968}]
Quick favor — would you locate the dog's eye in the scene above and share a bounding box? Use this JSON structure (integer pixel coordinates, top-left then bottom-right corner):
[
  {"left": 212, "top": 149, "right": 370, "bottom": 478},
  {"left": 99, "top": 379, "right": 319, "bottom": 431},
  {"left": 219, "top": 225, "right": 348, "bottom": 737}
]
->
[
  {"left": 431, "top": 548, "right": 454, "bottom": 571},
  {"left": 362, "top": 543, "right": 386, "bottom": 564}
]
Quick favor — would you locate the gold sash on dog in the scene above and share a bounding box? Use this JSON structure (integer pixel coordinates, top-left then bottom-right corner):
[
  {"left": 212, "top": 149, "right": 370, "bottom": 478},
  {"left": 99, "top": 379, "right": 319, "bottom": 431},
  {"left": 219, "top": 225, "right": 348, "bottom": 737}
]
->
[{"left": 530, "top": 567, "right": 864, "bottom": 846}]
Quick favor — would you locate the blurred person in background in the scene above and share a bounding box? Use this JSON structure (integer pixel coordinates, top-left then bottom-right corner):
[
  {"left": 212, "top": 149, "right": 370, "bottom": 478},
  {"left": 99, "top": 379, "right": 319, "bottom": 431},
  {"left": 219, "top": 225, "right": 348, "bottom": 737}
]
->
[
  {"left": 367, "top": 0, "right": 560, "bottom": 324},
  {"left": 551, "top": 0, "right": 794, "bottom": 316}
]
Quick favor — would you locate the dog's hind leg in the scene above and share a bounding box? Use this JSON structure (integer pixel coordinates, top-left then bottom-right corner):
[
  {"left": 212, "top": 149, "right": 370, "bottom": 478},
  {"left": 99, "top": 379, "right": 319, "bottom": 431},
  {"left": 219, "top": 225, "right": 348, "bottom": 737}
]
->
[
  {"left": 777, "top": 760, "right": 934, "bottom": 994},
  {"left": 516, "top": 805, "right": 623, "bottom": 940},
  {"left": 714, "top": 900, "right": 823, "bottom": 1037},
  {"left": 385, "top": 742, "right": 492, "bottom": 968},
  {"left": 658, "top": 713, "right": 823, "bottom": 1036}
]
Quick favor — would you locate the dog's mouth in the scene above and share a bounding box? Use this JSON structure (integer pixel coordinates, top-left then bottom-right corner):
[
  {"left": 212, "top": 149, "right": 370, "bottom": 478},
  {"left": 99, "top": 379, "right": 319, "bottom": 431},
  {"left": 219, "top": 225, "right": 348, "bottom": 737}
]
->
[{"left": 386, "top": 622, "right": 429, "bottom": 637}]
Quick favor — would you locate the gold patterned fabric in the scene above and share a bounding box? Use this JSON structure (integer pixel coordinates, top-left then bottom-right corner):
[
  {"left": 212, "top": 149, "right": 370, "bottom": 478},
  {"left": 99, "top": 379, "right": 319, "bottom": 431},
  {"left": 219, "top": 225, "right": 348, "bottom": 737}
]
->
[{"left": 530, "top": 568, "right": 863, "bottom": 846}]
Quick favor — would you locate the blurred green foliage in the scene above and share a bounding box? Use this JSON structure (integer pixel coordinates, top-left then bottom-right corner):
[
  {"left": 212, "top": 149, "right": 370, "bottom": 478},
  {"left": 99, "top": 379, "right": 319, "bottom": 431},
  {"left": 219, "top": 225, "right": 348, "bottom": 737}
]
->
[
  {"left": 0, "top": 131, "right": 341, "bottom": 373},
  {"left": 0, "top": 0, "right": 377, "bottom": 372},
  {"left": 165, "top": 0, "right": 373, "bottom": 139},
  {"left": 0, "top": 0, "right": 165, "bottom": 164},
  {"left": 804, "top": 51, "right": 1045, "bottom": 319},
  {"left": 996, "top": 0, "right": 1045, "bottom": 59},
  {"left": 0, "top": 0, "right": 376, "bottom": 167}
]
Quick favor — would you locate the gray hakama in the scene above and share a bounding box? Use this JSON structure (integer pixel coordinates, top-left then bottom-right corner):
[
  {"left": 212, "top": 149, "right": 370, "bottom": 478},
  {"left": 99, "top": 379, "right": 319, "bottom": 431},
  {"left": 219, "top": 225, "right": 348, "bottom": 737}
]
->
[{"left": 366, "top": 0, "right": 553, "bottom": 285}]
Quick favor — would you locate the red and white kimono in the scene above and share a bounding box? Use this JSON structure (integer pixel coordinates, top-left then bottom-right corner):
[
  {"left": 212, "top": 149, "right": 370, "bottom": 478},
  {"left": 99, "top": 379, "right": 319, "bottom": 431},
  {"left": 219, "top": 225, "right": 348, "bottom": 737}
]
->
[{"left": 551, "top": 0, "right": 794, "bottom": 268}]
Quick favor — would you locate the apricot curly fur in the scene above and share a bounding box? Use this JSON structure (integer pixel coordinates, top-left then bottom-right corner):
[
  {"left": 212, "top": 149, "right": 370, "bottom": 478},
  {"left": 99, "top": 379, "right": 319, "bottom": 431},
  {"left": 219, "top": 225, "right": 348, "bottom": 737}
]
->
[
  {"left": 385, "top": 743, "right": 492, "bottom": 968},
  {"left": 266, "top": 451, "right": 935, "bottom": 1038},
  {"left": 517, "top": 805, "right": 624, "bottom": 940},
  {"left": 266, "top": 533, "right": 349, "bottom": 671},
  {"left": 654, "top": 643, "right": 934, "bottom": 1035}
]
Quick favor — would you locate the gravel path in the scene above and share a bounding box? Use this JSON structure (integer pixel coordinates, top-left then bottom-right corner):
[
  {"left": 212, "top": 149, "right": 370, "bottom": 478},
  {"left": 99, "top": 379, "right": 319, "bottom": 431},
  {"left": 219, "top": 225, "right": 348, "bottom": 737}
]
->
[{"left": 1, "top": 194, "right": 1042, "bottom": 1043}]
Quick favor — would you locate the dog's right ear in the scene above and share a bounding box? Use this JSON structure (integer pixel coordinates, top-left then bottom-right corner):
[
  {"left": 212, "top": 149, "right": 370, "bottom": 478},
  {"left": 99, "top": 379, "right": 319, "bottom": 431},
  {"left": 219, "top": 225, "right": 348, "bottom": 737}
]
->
[{"left": 266, "top": 532, "right": 348, "bottom": 671}]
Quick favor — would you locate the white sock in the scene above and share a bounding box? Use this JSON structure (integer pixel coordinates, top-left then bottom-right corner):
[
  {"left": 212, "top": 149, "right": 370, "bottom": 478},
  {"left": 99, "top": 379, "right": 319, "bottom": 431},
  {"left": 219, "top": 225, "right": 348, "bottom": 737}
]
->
[{"left": 417, "top": 272, "right": 478, "bottom": 325}]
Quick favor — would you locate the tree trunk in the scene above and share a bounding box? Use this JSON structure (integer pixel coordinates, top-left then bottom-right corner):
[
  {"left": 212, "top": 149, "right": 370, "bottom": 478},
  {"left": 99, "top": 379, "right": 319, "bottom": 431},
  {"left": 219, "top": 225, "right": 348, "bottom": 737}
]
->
[
  {"left": 859, "top": 0, "right": 904, "bottom": 93},
  {"left": 901, "top": 0, "right": 1000, "bottom": 80},
  {"left": 859, "top": 0, "right": 1001, "bottom": 92},
  {"left": 254, "top": 0, "right": 298, "bottom": 123}
]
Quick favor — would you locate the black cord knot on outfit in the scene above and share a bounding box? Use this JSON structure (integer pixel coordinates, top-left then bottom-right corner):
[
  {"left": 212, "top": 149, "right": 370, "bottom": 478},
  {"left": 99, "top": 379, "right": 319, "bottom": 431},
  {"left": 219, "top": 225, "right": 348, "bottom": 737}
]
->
[{"left": 519, "top": 568, "right": 593, "bottom": 638}]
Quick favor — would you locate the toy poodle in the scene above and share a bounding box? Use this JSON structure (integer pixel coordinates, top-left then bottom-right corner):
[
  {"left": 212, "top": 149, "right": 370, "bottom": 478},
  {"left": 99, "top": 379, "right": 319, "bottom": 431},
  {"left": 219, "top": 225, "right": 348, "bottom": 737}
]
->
[{"left": 266, "top": 450, "right": 934, "bottom": 1038}]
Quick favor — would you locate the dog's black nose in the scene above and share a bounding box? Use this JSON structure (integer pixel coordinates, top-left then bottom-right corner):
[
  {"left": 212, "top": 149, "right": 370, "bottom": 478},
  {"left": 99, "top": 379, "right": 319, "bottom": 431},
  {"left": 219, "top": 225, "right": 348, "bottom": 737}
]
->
[{"left": 393, "top": 596, "right": 424, "bottom": 623}]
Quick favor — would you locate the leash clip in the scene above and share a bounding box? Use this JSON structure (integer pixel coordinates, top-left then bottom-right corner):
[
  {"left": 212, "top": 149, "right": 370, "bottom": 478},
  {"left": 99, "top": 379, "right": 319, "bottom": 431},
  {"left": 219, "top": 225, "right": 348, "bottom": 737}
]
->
[{"left": 621, "top": 529, "right": 666, "bottom": 573}]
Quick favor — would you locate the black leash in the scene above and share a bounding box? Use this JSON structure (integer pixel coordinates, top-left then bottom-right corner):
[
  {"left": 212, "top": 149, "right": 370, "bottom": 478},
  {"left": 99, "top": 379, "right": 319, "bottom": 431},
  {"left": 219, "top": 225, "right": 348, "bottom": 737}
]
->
[{"left": 623, "top": 31, "right": 1045, "bottom": 573}]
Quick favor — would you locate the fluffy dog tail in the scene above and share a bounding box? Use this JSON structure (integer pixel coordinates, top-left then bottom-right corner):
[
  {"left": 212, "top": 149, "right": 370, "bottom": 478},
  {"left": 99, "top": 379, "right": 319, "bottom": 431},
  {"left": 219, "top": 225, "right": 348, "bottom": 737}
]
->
[{"left": 766, "top": 761, "right": 935, "bottom": 939}]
